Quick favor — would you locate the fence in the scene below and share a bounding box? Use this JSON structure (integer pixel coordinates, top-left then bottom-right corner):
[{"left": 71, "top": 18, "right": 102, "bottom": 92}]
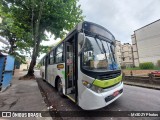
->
[
  {"left": 123, "top": 70, "right": 160, "bottom": 85},
  {"left": 0, "top": 53, "right": 15, "bottom": 91}
]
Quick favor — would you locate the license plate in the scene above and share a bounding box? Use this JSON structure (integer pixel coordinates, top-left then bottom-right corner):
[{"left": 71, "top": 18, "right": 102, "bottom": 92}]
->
[{"left": 113, "top": 90, "right": 119, "bottom": 97}]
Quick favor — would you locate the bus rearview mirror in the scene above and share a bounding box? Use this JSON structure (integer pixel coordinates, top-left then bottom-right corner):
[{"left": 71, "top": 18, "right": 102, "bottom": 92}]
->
[
  {"left": 78, "top": 33, "right": 86, "bottom": 55},
  {"left": 78, "top": 33, "right": 85, "bottom": 44}
]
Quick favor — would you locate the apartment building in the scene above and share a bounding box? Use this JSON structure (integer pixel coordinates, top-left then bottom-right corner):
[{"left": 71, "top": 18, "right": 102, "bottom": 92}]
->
[
  {"left": 115, "top": 40, "right": 122, "bottom": 65},
  {"left": 115, "top": 40, "right": 134, "bottom": 67},
  {"left": 121, "top": 43, "right": 133, "bottom": 67},
  {"left": 132, "top": 19, "right": 160, "bottom": 66},
  {"left": 0, "top": 17, "right": 9, "bottom": 53},
  {"left": 0, "top": 36, "right": 9, "bottom": 53},
  {"left": 131, "top": 35, "right": 139, "bottom": 66}
]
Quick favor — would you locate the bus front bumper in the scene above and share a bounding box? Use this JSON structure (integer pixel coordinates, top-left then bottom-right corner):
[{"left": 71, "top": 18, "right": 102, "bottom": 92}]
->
[{"left": 79, "top": 82, "right": 123, "bottom": 110}]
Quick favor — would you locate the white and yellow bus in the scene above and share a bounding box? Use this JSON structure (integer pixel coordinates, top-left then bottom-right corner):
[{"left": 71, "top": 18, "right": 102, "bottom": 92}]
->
[{"left": 40, "top": 21, "right": 123, "bottom": 110}]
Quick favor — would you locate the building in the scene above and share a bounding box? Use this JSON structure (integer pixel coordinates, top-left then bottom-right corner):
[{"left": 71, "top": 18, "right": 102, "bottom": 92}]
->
[
  {"left": 131, "top": 34, "right": 139, "bottom": 66},
  {"left": 0, "top": 36, "right": 9, "bottom": 53},
  {"left": 115, "top": 41, "right": 134, "bottom": 68},
  {"left": 121, "top": 43, "right": 133, "bottom": 67},
  {"left": 19, "top": 58, "right": 30, "bottom": 70},
  {"left": 115, "top": 40, "right": 122, "bottom": 65},
  {"left": 132, "top": 19, "right": 160, "bottom": 66},
  {"left": 0, "top": 17, "right": 9, "bottom": 53}
]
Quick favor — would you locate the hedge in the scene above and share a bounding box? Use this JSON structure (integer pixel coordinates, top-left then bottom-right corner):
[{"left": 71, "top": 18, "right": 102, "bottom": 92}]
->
[
  {"left": 157, "top": 60, "right": 160, "bottom": 67},
  {"left": 139, "top": 62, "right": 154, "bottom": 69}
]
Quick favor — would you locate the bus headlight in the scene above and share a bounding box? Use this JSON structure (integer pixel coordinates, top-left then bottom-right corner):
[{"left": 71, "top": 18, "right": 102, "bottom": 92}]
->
[
  {"left": 82, "top": 80, "right": 103, "bottom": 93},
  {"left": 91, "top": 85, "right": 103, "bottom": 93},
  {"left": 82, "top": 80, "right": 92, "bottom": 88}
]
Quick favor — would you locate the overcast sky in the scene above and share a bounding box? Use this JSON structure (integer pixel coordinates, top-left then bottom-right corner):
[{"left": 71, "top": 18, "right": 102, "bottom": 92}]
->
[
  {"left": 39, "top": 0, "right": 160, "bottom": 59},
  {"left": 79, "top": 0, "right": 160, "bottom": 43}
]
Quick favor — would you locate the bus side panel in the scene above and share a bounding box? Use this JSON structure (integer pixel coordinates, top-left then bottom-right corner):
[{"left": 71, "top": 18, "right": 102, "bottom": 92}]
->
[
  {"left": 47, "top": 64, "right": 54, "bottom": 84},
  {"left": 47, "top": 63, "right": 66, "bottom": 94}
]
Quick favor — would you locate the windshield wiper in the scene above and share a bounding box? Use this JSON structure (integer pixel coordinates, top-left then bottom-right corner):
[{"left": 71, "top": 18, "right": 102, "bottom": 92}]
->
[
  {"left": 99, "top": 40, "right": 108, "bottom": 62},
  {"left": 96, "top": 36, "right": 116, "bottom": 70},
  {"left": 110, "top": 45, "right": 115, "bottom": 62},
  {"left": 106, "top": 42, "right": 115, "bottom": 70},
  {"left": 94, "top": 37, "right": 103, "bottom": 54},
  {"left": 95, "top": 36, "right": 109, "bottom": 65}
]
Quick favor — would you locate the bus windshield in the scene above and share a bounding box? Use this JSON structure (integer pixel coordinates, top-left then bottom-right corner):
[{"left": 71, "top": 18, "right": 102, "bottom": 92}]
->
[{"left": 82, "top": 36, "right": 118, "bottom": 71}]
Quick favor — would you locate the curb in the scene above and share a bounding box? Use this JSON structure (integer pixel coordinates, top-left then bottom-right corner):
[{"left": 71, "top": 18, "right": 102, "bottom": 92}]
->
[{"left": 123, "top": 81, "right": 160, "bottom": 90}]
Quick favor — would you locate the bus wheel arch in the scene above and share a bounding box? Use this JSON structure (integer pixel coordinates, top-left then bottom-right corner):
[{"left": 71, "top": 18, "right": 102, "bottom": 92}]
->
[
  {"left": 55, "top": 76, "right": 60, "bottom": 90},
  {"left": 55, "top": 76, "right": 64, "bottom": 97},
  {"left": 42, "top": 72, "right": 44, "bottom": 80}
]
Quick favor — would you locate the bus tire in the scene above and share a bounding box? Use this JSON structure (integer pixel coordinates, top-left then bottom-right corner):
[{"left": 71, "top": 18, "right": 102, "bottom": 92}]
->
[
  {"left": 42, "top": 72, "right": 45, "bottom": 81},
  {"left": 57, "top": 78, "right": 64, "bottom": 97}
]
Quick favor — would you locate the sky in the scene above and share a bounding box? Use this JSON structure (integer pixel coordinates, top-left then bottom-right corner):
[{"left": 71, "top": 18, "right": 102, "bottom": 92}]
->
[
  {"left": 40, "top": 0, "right": 160, "bottom": 59},
  {"left": 1, "top": 0, "right": 160, "bottom": 59},
  {"left": 78, "top": 0, "right": 160, "bottom": 43}
]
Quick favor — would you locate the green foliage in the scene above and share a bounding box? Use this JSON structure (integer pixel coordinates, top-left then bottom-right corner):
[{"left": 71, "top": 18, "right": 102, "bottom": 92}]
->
[
  {"left": 157, "top": 60, "right": 160, "bottom": 67},
  {"left": 13, "top": 51, "right": 27, "bottom": 64},
  {"left": 125, "top": 66, "right": 160, "bottom": 70},
  {"left": 0, "top": 4, "right": 32, "bottom": 62},
  {"left": 0, "top": 0, "right": 83, "bottom": 75},
  {"left": 139, "top": 62, "right": 154, "bottom": 69},
  {"left": 36, "top": 63, "right": 41, "bottom": 69},
  {"left": 121, "top": 66, "right": 126, "bottom": 69},
  {"left": 125, "top": 67, "right": 140, "bottom": 70}
]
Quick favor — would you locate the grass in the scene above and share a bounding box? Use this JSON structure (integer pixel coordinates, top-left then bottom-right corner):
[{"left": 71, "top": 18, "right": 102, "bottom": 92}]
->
[
  {"left": 125, "top": 67, "right": 140, "bottom": 70},
  {"left": 124, "top": 67, "right": 160, "bottom": 70}
]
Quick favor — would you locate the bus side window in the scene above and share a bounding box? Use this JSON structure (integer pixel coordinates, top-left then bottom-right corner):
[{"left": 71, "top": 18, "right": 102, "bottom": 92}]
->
[
  {"left": 55, "top": 44, "right": 64, "bottom": 63},
  {"left": 50, "top": 51, "right": 54, "bottom": 64}
]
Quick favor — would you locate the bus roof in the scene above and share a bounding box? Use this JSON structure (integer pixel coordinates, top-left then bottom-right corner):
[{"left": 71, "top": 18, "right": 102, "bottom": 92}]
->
[{"left": 40, "top": 21, "right": 115, "bottom": 60}]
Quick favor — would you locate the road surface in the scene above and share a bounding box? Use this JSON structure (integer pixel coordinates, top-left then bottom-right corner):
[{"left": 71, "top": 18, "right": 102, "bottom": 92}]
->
[{"left": 35, "top": 71, "right": 160, "bottom": 120}]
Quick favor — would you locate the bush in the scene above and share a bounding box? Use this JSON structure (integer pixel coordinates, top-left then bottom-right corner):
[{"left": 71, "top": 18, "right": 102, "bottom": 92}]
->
[
  {"left": 139, "top": 62, "right": 154, "bottom": 69},
  {"left": 157, "top": 60, "right": 160, "bottom": 67},
  {"left": 121, "top": 66, "right": 126, "bottom": 69}
]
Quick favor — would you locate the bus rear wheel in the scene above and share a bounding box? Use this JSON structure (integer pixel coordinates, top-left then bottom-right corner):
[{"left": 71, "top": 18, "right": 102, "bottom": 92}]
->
[{"left": 57, "top": 78, "right": 64, "bottom": 97}]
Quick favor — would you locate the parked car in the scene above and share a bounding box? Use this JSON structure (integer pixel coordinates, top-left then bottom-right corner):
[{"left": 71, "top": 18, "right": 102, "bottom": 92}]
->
[{"left": 150, "top": 71, "right": 160, "bottom": 77}]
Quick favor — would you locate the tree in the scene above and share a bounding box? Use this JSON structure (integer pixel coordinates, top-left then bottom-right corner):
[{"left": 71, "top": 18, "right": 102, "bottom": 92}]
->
[
  {"left": 0, "top": 6, "right": 30, "bottom": 63},
  {"left": 0, "top": 0, "right": 83, "bottom": 77}
]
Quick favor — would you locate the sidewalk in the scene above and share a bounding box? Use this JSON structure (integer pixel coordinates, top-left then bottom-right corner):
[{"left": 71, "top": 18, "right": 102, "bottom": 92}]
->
[
  {"left": 124, "top": 81, "right": 160, "bottom": 90},
  {"left": 0, "top": 70, "right": 51, "bottom": 120}
]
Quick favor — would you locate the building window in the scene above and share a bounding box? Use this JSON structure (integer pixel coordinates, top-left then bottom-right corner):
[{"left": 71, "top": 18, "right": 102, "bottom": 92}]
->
[{"left": 122, "top": 57, "right": 125, "bottom": 61}]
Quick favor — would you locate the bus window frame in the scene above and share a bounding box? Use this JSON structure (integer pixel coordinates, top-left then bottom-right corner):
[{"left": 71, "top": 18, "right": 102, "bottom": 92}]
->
[
  {"left": 55, "top": 43, "right": 64, "bottom": 64},
  {"left": 49, "top": 50, "right": 54, "bottom": 65}
]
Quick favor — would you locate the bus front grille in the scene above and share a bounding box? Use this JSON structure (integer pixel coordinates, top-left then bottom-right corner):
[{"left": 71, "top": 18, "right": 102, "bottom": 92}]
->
[{"left": 97, "top": 72, "right": 121, "bottom": 80}]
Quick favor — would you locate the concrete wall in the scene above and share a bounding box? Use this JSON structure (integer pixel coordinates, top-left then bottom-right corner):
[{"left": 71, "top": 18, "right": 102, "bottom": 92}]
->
[
  {"left": 123, "top": 70, "right": 155, "bottom": 76},
  {"left": 134, "top": 20, "right": 160, "bottom": 66}
]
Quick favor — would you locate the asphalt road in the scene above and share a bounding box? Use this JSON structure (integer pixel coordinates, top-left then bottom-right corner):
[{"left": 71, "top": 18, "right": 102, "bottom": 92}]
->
[{"left": 35, "top": 72, "right": 160, "bottom": 120}]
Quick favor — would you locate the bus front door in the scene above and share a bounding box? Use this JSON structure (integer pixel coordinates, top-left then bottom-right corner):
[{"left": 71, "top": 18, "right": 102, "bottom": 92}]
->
[{"left": 65, "top": 41, "right": 76, "bottom": 102}]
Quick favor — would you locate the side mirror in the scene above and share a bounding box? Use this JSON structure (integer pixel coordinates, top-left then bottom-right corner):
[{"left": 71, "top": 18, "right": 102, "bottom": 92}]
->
[{"left": 78, "top": 33, "right": 86, "bottom": 55}]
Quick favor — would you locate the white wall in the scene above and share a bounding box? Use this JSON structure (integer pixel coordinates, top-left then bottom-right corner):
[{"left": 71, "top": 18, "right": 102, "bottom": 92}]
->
[{"left": 135, "top": 20, "right": 160, "bottom": 65}]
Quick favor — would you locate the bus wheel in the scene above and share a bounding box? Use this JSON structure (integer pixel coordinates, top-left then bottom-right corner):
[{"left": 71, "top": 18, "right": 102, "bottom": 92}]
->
[{"left": 57, "top": 78, "right": 64, "bottom": 97}]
